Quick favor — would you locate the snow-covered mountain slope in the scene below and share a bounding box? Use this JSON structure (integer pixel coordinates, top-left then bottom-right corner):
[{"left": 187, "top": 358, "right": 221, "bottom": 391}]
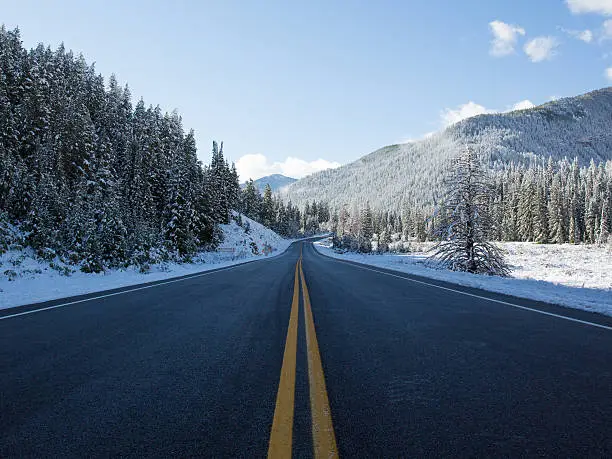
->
[
  {"left": 283, "top": 87, "right": 612, "bottom": 211},
  {"left": 0, "top": 214, "right": 291, "bottom": 310},
  {"left": 220, "top": 212, "right": 289, "bottom": 256}
]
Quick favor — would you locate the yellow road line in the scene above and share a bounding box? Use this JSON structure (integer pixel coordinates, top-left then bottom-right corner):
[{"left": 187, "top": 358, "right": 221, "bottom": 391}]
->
[
  {"left": 267, "top": 260, "right": 301, "bottom": 458},
  {"left": 299, "top": 258, "right": 339, "bottom": 459}
]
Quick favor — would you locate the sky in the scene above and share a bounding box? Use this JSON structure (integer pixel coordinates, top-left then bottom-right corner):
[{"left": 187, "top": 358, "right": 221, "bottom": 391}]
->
[{"left": 2, "top": 0, "right": 612, "bottom": 180}]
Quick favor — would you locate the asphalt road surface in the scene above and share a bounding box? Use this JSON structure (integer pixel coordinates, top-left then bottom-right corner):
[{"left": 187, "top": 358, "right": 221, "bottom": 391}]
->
[{"left": 1, "top": 241, "right": 611, "bottom": 457}]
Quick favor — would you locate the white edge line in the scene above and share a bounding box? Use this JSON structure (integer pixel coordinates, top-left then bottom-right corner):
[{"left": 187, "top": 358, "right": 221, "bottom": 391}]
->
[
  {"left": 313, "top": 246, "right": 612, "bottom": 332},
  {"left": 0, "top": 249, "right": 288, "bottom": 321}
]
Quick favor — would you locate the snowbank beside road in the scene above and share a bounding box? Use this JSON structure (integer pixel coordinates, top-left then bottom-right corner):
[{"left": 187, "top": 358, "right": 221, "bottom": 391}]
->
[
  {"left": 0, "top": 215, "right": 291, "bottom": 310},
  {"left": 314, "top": 239, "right": 612, "bottom": 317}
]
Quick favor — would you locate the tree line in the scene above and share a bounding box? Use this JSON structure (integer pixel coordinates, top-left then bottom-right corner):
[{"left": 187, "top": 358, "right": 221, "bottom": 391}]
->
[
  {"left": 331, "top": 155, "right": 612, "bottom": 253},
  {"left": 239, "top": 180, "right": 329, "bottom": 237}
]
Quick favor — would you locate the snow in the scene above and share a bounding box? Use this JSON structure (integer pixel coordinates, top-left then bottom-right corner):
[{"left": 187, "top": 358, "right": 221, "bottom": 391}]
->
[
  {"left": 314, "top": 239, "right": 612, "bottom": 317},
  {"left": 0, "top": 214, "right": 293, "bottom": 311}
]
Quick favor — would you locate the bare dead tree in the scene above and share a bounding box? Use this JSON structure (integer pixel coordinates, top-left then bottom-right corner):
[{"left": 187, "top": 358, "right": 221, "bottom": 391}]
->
[{"left": 429, "top": 146, "right": 510, "bottom": 276}]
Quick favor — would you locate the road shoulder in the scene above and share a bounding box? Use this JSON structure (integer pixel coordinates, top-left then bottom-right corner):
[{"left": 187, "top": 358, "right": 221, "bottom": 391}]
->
[{"left": 311, "top": 242, "right": 612, "bottom": 329}]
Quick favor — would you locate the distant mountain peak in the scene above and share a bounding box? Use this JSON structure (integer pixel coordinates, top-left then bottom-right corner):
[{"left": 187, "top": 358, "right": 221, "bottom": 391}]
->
[
  {"left": 242, "top": 174, "right": 297, "bottom": 192},
  {"left": 262, "top": 173, "right": 291, "bottom": 179}
]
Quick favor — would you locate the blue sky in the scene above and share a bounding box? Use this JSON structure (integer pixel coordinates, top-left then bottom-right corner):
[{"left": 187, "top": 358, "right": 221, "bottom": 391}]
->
[{"left": 2, "top": 0, "right": 612, "bottom": 180}]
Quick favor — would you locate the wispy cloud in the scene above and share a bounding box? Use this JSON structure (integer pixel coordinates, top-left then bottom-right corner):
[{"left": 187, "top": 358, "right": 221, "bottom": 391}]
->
[
  {"left": 510, "top": 100, "right": 536, "bottom": 110},
  {"left": 606, "top": 66, "right": 612, "bottom": 81},
  {"left": 560, "top": 27, "right": 594, "bottom": 42},
  {"left": 440, "top": 99, "right": 537, "bottom": 128}
]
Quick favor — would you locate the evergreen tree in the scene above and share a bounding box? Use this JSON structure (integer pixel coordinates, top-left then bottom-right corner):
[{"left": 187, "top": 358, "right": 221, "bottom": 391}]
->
[
  {"left": 261, "top": 184, "right": 274, "bottom": 228},
  {"left": 359, "top": 204, "right": 374, "bottom": 252},
  {"left": 598, "top": 191, "right": 611, "bottom": 244},
  {"left": 241, "top": 179, "right": 261, "bottom": 221},
  {"left": 518, "top": 170, "right": 536, "bottom": 241},
  {"left": 548, "top": 174, "right": 566, "bottom": 243}
]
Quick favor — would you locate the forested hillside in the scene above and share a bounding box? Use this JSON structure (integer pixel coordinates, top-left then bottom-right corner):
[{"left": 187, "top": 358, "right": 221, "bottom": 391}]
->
[
  {"left": 283, "top": 87, "right": 612, "bottom": 211},
  {"left": 0, "top": 26, "right": 243, "bottom": 271},
  {"left": 0, "top": 26, "right": 332, "bottom": 273}
]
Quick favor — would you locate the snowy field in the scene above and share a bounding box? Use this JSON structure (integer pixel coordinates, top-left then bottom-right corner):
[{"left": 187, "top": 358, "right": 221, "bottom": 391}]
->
[
  {"left": 314, "top": 239, "right": 612, "bottom": 317},
  {"left": 0, "top": 215, "right": 293, "bottom": 310}
]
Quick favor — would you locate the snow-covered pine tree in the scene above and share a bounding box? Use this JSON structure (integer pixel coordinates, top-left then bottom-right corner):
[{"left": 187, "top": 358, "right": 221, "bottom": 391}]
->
[
  {"left": 548, "top": 174, "right": 566, "bottom": 243},
  {"left": 568, "top": 158, "right": 583, "bottom": 244},
  {"left": 429, "top": 147, "right": 510, "bottom": 276},
  {"left": 208, "top": 141, "right": 236, "bottom": 224},
  {"left": 378, "top": 229, "right": 391, "bottom": 253},
  {"left": 358, "top": 204, "right": 373, "bottom": 253},
  {"left": 534, "top": 182, "right": 549, "bottom": 244},
  {"left": 123, "top": 99, "right": 158, "bottom": 254},
  {"left": 585, "top": 198, "right": 598, "bottom": 243},
  {"left": 241, "top": 179, "right": 261, "bottom": 221},
  {"left": 330, "top": 209, "right": 339, "bottom": 235},
  {"left": 261, "top": 184, "right": 274, "bottom": 228},
  {"left": 26, "top": 142, "right": 61, "bottom": 255},
  {"left": 228, "top": 162, "right": 241, "bottom": 212},
  {"left": 518, "top": 170, "right": 536, "bottom": 241},
  {"left": 598, "top": 190, "right": 611, "bottom": 244},
  {"left": 338, "top": 205, "right": 349, "bottom": 237}
]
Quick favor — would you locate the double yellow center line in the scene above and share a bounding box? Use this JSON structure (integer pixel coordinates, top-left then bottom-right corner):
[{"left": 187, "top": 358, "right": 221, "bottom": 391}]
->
[
  {"left": 268, "top": 249, "right": 338, "bottom": 458},
  {"left": 267, "top": 259, "right": 300, "bottom": 457}
]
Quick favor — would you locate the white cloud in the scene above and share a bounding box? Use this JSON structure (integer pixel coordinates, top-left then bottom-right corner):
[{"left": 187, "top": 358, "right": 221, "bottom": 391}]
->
[
  {"left": 606, "top": 66, "right": 612, "bottom": 81},
  {"left": 566, "top": 0, "right": 612, "bottom": 15},
  {"left": 440, "top": 99, "right": 538, "bottom": 127},
  {"left": 440, "top": 102, "right": 498, "bottom": 127},
  {"left": 441, "top": 102, "right": 494, "bottom": 127},
  {"left": 510, "top": 99, "right": 536, "bottom": 111},
  {"left": 579, "top": 29, "right": 595, "bottom": 41},
  {"left": 524, "top": 36, "right": 559, "bottom": 62},
  {"left": 489, "top": 20, "right": 526, "bottom": 56},
  {"left": 235, "top": 154, "right": 341, "bottom": 181}
]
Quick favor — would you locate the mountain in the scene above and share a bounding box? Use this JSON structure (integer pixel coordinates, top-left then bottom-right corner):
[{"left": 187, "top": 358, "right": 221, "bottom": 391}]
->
[
  {"left": 243, "top": 174, "right": 298, "bottom": 192},
  {"left": 283, "top": 87, "right": 612, "bottom": 211}
]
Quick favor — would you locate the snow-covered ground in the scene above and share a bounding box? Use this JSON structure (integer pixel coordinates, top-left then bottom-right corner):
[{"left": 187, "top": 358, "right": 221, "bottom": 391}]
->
[
  {"left": 314, "top": 239, "right": 612, "bottom": 317},
  {"left": 0, "top": 214, "right": 293, "bottom": 310}
]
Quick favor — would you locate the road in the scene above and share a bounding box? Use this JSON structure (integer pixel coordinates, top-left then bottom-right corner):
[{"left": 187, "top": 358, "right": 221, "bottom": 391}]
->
[{"left": 1, "top": 241, "right": 611, "bottom": 457}]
